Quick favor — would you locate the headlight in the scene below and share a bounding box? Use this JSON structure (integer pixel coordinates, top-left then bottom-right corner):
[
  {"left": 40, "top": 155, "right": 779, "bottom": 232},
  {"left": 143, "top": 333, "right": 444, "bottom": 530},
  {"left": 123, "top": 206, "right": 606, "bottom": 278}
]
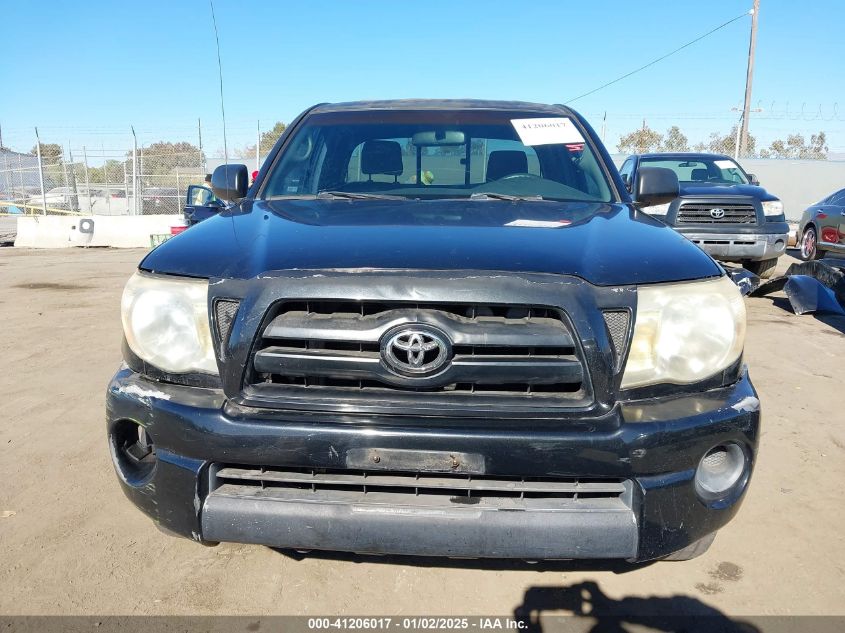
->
[
  {"left": 640, "top": 202, "right": 670, "bottom": 214},
  {"left": 121, "top": 272, "right": 217, "bottom": 375},
  {"left": 621, "top": 276, "right": 746, "bottom": 389},
  {"left": 761, "top": 200, "right": 783, "bottom": 217}
]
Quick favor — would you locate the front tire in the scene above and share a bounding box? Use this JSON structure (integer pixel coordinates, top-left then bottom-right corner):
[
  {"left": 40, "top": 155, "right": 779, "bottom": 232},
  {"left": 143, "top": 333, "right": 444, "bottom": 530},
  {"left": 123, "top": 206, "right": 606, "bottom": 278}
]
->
[
  {"left": 799, "top": 226, "right": 822, "bottom": 261},
  {"left": 743, "top": 257, "right": 778, "bottom": 279}
]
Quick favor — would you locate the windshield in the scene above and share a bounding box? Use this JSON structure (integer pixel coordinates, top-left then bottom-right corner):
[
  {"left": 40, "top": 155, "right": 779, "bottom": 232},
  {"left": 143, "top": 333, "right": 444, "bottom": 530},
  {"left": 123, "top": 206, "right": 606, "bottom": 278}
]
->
[
  {"left": 260, "top": 110, "right": 613, "bottom": 203},
  {"left": 639, "top": 157, "right": 749, "bottom": 185}
]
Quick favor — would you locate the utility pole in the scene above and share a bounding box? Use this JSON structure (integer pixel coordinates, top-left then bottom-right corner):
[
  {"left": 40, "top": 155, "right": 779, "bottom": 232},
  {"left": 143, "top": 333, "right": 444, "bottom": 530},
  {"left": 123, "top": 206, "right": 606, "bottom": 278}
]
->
[{"left": 739, "top": 0, "right": 759, "bottom": 159}]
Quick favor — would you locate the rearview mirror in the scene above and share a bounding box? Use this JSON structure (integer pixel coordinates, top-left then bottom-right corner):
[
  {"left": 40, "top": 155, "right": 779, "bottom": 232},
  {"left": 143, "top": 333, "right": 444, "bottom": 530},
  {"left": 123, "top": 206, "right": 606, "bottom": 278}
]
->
[
  {"left": 747, "top": 173, "right": 760, "bottom": 186},
  {"left": 634, "top": 167, "right": 679, "bottom": 208},
  {"left": 211, "top": 164, "right": 249, "bottom": 201},
  {"left": 412, "top": 130, "right": 466, "bottom": 146}
]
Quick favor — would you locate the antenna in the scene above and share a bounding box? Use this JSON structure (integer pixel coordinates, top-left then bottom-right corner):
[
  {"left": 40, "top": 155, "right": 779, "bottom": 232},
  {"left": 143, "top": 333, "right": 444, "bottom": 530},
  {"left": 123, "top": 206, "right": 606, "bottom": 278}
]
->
[{"left": 209, "top": 0, "right": 228, "bottom": 165}]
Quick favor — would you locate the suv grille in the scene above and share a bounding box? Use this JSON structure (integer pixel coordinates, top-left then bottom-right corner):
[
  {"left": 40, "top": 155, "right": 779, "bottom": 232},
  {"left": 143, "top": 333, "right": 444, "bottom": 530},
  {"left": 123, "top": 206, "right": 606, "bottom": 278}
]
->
[
  {"left": 676, "top": 203, "right": 757, "bottom": 225},
  {"left": 245, "top": 301, "right": 590, "bottom": 409}
]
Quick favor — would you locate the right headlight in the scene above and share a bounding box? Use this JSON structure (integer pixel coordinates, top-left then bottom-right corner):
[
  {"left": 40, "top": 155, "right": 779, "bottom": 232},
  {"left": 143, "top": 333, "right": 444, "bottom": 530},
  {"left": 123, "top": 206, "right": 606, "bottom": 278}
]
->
[
  {"left": 121, "top": 272, "right": 217, "bottom": 375},
  {"left": 620, "top": 276, "right": 746, "bottom": 389},
  {"left": 761, "top": 200, "right": 783, "bottom": 217}
]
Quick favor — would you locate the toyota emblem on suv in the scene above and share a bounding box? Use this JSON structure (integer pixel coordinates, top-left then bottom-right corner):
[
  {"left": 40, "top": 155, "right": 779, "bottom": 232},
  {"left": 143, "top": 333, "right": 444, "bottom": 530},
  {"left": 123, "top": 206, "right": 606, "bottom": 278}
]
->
[
  {"left": 709, "top": 208, "right": 726, "bottom": 219},
  {"left": 381, "top": 326, "right": 451, "bottom": 376}
]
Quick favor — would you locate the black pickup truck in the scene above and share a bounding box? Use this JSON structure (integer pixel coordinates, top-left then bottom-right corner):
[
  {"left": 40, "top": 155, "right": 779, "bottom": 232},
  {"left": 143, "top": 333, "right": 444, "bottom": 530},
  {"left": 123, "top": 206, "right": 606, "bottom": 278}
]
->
[
  {"left": 619, "top": 153, "right": 789, "bottom": 278},
  {"left": 108, "top": 100, "right": 759, "bottom": 562}
]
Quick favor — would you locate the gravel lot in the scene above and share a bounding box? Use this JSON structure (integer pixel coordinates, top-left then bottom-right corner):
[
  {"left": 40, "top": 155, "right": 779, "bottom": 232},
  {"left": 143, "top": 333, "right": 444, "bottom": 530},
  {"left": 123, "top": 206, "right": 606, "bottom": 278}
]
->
[{"left": 0, "top": 247, "right": 843, "bottom": 619}]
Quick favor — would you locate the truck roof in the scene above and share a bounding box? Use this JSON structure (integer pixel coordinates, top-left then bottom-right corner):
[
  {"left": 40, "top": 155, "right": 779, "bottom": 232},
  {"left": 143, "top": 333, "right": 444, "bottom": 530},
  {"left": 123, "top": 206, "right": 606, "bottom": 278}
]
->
[
  {"left": 636, "top": 152, "right": 733, "bottom": 160},
  {"left": 311, "top": 99, "right": 573, "bottom": 115}
]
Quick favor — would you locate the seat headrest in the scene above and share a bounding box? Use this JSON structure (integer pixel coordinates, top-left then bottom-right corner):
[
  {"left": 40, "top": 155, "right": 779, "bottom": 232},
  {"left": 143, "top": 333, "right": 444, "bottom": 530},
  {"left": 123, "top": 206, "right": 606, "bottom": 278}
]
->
[
  {"left": 487, "top": 150, "right": 528, "bottom": 181},
  {"left": 690, "top": 168, "right": 709, "bottom": 181},
  {"left": 361, "top": 140, "right": 403, "bottom": 176}
]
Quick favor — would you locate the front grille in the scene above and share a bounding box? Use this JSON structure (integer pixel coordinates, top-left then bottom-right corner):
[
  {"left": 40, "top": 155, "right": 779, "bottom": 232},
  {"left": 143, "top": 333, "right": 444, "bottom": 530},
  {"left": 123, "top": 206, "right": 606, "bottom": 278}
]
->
[
  {"left": 676, "top": 203, "right": 757, "bottom": 225},
  {"left": 212, "top": 465, "right": 628, "bottom": 509},
  {"left": 245, "top": 301, "right": 590, "bottom": 408}
]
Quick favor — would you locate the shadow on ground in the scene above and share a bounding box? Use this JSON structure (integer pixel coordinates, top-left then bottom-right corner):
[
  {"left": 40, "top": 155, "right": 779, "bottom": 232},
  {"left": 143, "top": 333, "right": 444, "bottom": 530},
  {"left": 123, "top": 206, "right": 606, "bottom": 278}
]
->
[{"left": 513, "top": 581, "right": 760, "bottom": 633}]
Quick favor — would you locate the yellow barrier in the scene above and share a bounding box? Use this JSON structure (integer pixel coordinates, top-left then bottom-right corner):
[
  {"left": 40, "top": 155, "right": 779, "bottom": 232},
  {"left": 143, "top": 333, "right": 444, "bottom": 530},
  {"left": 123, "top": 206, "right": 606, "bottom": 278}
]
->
[{"left": 0, "top": 200, "right": 86, "bottom": 216}]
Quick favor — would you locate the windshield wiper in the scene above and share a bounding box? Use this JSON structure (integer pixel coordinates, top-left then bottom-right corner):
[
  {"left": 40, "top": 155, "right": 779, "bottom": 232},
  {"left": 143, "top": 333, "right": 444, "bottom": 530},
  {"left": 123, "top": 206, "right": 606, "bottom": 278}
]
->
[
  {"left": 470, "top": 192, "right": 544, "bottom": 201},
  {"left": 317, "top": 190, "right": 406, "bottom": 200}
]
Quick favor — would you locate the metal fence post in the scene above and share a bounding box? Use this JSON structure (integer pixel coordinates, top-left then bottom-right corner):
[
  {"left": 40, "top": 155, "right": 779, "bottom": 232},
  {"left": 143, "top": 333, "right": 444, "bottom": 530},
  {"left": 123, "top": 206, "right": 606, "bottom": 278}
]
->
[
  {"left": 256, "top": 119, "right": 260, "bottom": 173},
  {"left": 35, "top": 127, "right": 47, "bottom": 215},
  {"left": 123, "top": 160, "right": 129, "bottom": 214},
  {"left": 131, "top": 126, "right": 138, "bottom": 215},
  {"left": 83, "top": 146, "right": 91, "bottom": 213},
  {"left": 67, "top": 144, "right": 80, "bottom": 212}
]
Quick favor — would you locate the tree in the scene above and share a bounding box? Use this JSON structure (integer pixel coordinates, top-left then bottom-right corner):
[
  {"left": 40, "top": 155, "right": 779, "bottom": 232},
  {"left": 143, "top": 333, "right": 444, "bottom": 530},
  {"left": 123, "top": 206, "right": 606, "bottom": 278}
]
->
[
  {"left": 30, "top": 143, "right": 63, "bottom": 161},
  {"left": 259, "top": 121, "right": 287, "bottom": 154},
  {"left": 238, "top": 121, "right": 288, "bottom": 159},
  {"left": 692, "top": 126, "right": 756, "bottom": 158},
  {"left": 759, "top": 132, "right": 828, "bottom": 160},
  {"left": 617, "top": 123, "right": 663, "bottom": 154},
  {"left": 660, "top": 126, "right": 689, "bottom": 152},
  {"left": 131, "top": 141, "right": 205, "bottom": 174},
  {"left": 87, "top": 159, "right": 124, "bottom": 184}
]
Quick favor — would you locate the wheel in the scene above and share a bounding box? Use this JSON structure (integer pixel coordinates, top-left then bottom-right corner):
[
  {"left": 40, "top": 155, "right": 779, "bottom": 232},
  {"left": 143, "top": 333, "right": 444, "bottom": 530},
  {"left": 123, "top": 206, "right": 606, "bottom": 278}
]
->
[
  {"left": 663, "top": 532, "right": 716, "bottom": 561},
  {"left": 799, "top": 226, "right": 822, "bottom": 261},
  {"left": 743, "top": 257, "right": 778, "bottom": 279}
]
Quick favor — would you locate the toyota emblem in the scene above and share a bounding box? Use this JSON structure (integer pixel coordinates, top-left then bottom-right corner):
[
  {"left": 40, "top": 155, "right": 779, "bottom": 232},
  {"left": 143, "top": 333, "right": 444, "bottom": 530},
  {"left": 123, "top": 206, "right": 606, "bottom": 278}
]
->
[
  {"left": 709, "top": 208, "right": 726, "bottom": 219},
  {"left": 381, "top": 326, "right": 451, "bottom": 376}
]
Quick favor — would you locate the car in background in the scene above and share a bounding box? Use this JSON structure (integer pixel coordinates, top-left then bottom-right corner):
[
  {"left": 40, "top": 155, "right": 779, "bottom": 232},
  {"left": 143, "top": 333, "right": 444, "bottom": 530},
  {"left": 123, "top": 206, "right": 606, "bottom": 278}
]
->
[
  {"left": 796, "top": 188, "right": 845, "bottom": 260},
  {"left": 141, "top": 187, "right": 180, "bottom": 215},
  {"left": 620, "top": 153, "right": 789, "bottom": 278},
  {"left": 27, "top": 186, "right": 73, "bottom": 210}
]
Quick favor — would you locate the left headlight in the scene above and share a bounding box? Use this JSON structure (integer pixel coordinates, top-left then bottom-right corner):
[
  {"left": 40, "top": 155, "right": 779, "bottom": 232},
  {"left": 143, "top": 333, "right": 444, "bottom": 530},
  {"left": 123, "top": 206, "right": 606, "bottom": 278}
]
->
[
  {"left": 121, "top": 272, "right": 218, "bottom": 375},
  {"left": 621, "top": 276, "right": 746, "bottom": 389},
  {"left": 761, "top": 200, "right": 783, "bottom": 217}
]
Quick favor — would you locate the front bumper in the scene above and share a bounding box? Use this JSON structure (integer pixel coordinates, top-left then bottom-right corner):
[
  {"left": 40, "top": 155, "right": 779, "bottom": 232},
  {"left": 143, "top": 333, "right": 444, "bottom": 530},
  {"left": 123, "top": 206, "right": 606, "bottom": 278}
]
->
[
  {"left": 679, "top": 229, "right": 787, "bottom": 262},
  {"left": 106, "top": 368, "right": 760, "bottom": 561}
]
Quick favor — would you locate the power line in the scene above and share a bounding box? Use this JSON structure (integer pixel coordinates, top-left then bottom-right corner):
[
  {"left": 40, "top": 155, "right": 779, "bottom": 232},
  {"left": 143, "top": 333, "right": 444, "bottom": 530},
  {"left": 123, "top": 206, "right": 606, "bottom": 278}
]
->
[{"left": 566, "top": 10, "right": 752, "bottom": 104}]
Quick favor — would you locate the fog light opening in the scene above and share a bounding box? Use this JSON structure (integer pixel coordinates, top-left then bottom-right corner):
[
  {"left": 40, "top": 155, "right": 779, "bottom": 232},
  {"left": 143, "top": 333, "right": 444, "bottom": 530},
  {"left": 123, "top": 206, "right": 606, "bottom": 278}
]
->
[
  {"left": 110, "top": 419, "right": 156, "bottom": 485},
  {"left": 695, "top": 443, "right": 746, "bottom": 499}
]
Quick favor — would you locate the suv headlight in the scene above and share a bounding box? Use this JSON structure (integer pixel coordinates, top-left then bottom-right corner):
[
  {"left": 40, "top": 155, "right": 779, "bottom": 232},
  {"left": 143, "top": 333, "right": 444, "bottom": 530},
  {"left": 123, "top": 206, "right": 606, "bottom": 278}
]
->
[
  {"left": 621, "top": 276, "right": 746, "bottom": 389},
  {"left": 121, "top": 272, "right": 217, "bottom": 375},
  {"left": 761, "top": 200, "right": 783, "bottom": 217}
]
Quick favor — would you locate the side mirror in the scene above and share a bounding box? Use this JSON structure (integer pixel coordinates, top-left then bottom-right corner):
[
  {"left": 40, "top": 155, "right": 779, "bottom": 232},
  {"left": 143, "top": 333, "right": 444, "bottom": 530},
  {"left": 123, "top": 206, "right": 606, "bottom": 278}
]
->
[
  {"left": 634, "top": 167, "right": 679, "bottom": 208},
  {"left": 747, "top": 173, "right": 760, "bottom": 186},
  {"left": 211, "top": 164, "right": 249, "bottom": 201},
  {"left": 186, "top": 184, "right": 222, "bottom": 208}
]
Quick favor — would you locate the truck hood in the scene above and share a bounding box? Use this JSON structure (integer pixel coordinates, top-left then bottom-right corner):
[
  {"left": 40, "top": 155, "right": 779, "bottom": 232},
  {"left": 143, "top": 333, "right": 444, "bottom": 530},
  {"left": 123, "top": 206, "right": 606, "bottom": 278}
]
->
[
  {"left": 141, "top": 199, "right": 721, "bottom": 286},
  {"left": 678, "top": 183, "right": 773, "bottom": 199}
]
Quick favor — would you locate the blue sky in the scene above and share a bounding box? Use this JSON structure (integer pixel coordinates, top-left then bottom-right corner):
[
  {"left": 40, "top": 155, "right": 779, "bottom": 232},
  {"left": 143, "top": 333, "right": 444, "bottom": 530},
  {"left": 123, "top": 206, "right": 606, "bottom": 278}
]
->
[{"left": 1, "top": 0, "right": 843, "bottom": 156}]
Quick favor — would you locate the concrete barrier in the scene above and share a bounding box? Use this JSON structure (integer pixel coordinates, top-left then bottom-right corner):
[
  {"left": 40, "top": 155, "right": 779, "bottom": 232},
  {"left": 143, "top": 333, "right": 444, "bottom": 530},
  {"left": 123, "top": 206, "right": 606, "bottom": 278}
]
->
[{"left": 14, "top": 215, "right": 185, "bottom": 249}]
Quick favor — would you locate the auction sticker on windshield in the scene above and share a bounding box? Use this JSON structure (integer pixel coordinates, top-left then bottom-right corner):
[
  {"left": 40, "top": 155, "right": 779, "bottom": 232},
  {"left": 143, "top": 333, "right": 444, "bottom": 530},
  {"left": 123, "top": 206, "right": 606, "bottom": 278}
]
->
[{"left": 511, "top": 117, "right": 585, "bottom": 146}]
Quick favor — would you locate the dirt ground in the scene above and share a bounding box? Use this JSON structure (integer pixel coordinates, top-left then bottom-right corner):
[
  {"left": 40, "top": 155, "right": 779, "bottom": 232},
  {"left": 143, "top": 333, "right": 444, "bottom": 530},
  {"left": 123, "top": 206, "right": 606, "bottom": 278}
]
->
[{"left": 0, "top": 247, "right": 843, "bottom": 618}]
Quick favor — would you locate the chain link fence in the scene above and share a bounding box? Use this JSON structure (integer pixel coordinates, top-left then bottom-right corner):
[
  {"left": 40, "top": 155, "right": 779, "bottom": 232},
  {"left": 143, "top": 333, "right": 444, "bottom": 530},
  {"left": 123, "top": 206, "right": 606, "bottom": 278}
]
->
[{"left": 0, "top": 143, "right": 210, "bottom": 217}]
